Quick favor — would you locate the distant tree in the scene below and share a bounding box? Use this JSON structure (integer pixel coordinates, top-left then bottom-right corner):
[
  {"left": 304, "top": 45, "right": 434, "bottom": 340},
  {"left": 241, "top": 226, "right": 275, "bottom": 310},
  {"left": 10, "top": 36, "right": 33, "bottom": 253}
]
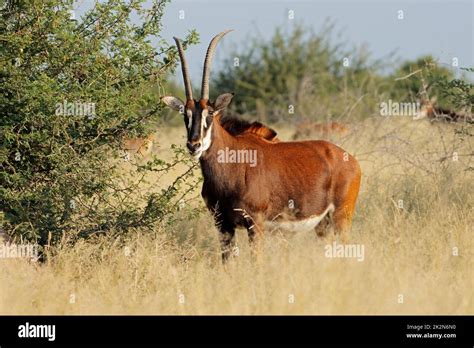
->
[
  {"left": 431, "top": 67, "right": 473, "bottom": 113},
  {"left": 213, "top": 23, "right": 383, "bottom": 122},
  {"left": 389, "top": 56, "right": 455, "bottom": 105}
]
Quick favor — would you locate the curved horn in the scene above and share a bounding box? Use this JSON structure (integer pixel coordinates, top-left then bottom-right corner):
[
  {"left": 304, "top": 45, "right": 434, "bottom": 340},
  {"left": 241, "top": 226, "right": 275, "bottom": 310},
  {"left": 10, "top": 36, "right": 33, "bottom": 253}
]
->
[
  {"left": 201, "top": 29, "right": 233, "bottom": 100},
  {"left": 173, "top": 37, "right": 193, "bottom": 101}
]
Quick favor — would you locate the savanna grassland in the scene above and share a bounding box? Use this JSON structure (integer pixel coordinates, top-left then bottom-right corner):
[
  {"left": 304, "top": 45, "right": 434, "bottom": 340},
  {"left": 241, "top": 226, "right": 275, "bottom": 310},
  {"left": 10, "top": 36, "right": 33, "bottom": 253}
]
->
[
  {"left": 2, "top": 116, "right": 472, "bottom": 315},
  {"left": 1, "top": 1, "right": 472, "bottom": 317}
]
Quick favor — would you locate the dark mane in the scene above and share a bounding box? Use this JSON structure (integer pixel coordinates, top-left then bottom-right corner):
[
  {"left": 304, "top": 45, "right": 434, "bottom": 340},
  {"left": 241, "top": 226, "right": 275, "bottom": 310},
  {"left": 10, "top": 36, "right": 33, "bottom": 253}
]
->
[
  {"left": 220, "top": 116, "right": 278, "bottom": 141},
  {"left": 220, "top": 116, "right": 254, "bottom": 135}
]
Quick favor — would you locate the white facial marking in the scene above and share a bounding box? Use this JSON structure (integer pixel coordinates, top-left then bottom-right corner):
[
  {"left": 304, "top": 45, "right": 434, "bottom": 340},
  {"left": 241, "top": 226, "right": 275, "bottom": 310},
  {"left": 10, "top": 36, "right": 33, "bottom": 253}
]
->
[
  {"left": 189, "top": 109, "right": 212, "bottom": 160},
  {"left": 265, "top": 204, "right": 335, "bottom": 232},
  {"left": 192, "top": 123, "right": 212, "bottom": 159},
  {"left": 201, "top": 123, "right": 212, "bottom": 149},
  {"left": 201, "top": 109, "right": 208, "bottom": 129},
  {"left": 185, "top": 109, "right": 192, "bottom": 128}
]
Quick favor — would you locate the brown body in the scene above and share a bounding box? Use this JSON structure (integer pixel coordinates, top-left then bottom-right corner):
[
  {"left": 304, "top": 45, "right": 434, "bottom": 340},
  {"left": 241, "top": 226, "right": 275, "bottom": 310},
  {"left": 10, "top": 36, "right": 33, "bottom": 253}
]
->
[
  {"left": 200, "top": 116, "right": 361, "bottom": 258},
  {"left": 162, "top": 30, "right": 361, "bottom": 261}
]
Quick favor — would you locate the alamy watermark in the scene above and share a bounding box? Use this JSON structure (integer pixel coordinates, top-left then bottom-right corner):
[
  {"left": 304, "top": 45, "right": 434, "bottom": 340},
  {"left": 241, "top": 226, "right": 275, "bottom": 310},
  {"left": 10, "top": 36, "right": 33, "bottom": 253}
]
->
[
  {"left": 0, "top": 242, "right": 39, "bottom": 260},
  {"left": 379, "top": 99, "right": 422, "bottom": 119},
  {"left": 324, "top": 241, "right": 365, "bottom": 262},
  {"left": 18, "top": 322, "right": 55, "bottom": 341},
  {"left": 55, "top": 99, "right": 96, "bottom": 118},
  {"left": 217, "top": 147, "right": 257, "bottom": 167}
]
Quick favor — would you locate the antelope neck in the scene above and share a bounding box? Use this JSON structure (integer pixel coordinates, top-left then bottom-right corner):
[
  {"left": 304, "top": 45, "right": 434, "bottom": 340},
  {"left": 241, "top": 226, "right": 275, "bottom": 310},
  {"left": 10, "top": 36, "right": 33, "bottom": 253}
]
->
[
  {"left": 199, "top": 115, "right": 242, "bottom": 193},
  {"left": 201, "top": 114, "right": 236, "bottom": 160}
]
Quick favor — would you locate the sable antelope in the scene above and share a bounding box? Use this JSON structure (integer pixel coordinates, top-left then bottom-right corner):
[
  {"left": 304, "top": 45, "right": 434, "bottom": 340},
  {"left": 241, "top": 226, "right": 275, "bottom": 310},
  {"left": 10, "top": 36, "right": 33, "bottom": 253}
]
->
[
  {"left": 293, "top": 121, "right": 350, "bottom": 140},
  {"left": 162, "top": 30, "right": 361, "bottom": 261},
  {"left": 121, "top": 133, "right": 155, "bottom": 158},
  {"left": 417, "top": 97, "right": 473, "bottom": 123}
]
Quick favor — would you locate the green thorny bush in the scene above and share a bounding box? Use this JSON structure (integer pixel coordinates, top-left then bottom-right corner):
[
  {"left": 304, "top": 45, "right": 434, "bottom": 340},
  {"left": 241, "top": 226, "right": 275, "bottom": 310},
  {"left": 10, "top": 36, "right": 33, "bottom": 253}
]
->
[
  {"left": 0, "top": 0, "right": 201, "bottom": 246},
  {"left": 387, "top": 55, "right": 472, "bottom": 109}
]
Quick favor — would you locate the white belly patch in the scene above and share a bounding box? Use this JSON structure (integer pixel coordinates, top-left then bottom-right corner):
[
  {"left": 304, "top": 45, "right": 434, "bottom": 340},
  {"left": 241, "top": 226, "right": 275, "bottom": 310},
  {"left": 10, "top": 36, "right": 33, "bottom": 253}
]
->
[{"left": 265, "top": 204, "right": 335, "bottom": 232}]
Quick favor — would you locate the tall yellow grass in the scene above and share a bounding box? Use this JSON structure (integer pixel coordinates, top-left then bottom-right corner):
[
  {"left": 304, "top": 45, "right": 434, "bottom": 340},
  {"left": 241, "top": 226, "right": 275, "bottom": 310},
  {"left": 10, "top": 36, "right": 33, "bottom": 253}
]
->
[{"left": 1, "top": 118, "right": 472, "bottom": 314}]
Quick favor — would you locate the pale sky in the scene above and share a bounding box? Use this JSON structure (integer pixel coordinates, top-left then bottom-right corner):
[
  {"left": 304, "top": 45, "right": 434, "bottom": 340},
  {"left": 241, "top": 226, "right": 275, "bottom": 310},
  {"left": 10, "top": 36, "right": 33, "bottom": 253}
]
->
[{"left": 76, "top": 0, "right": 473, "bottom": 80}]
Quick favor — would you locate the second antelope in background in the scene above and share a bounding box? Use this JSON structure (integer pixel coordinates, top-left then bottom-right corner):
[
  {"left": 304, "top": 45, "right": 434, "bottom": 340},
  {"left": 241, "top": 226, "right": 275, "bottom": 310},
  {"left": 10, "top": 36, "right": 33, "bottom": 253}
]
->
[
  {"left": 121, "top": 133, "right": 155, "bottom": 159},
  {"left": 293, "top": 121, "right": 350, "bottom": 140},
  {"left": 162, "top": 30, "right": 362, "bottom": 261}
]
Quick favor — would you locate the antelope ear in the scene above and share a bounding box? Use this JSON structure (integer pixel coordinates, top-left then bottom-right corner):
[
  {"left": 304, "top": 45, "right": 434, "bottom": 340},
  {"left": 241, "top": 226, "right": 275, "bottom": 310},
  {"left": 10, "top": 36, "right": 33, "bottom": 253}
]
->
[
  {"left": 161, "top": 96, "right": 185, "bottom": 112},
  {"left": 214, "top": 93, "right": 234, "bottom": 111}
]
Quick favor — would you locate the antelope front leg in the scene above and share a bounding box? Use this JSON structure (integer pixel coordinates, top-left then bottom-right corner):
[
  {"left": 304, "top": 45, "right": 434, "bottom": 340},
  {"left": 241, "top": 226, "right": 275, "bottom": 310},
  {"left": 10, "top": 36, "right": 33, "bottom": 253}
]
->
[
  {"left": 234, "top": 208, "right": 264, "bottom": 259},
  {"left": 232, "top": 208, "right": 264, "bottom": 260},
  {"left": 217, "top": 222, "right": 236, "bottom": 263},
  {"left": 247, "top": 222, "right": 264, "bottom": 260}
]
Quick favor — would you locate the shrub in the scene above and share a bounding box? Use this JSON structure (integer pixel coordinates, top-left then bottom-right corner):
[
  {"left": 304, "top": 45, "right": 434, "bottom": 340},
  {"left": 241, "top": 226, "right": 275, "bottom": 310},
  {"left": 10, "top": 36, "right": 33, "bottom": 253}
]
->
[
  {"left": 0, "top": 0, "right": 200, "bottom": 246},
  {"left": 213, "top": 23, "right": 384, "bottom": 123},
  {"left": 388, "top": 55, "right": 455, "bottom": 106}
]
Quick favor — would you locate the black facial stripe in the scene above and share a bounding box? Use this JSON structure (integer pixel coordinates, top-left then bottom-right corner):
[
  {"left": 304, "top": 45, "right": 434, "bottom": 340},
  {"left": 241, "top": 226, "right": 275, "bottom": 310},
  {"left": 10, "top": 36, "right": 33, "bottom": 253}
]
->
[{"left": 190, "top": 112, "right": 202, "bottom": 142}]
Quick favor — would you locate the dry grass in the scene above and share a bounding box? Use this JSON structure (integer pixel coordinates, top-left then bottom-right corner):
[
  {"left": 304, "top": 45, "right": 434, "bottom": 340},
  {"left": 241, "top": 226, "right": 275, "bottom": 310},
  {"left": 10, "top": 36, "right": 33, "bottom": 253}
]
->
[{"left": 1, "top": 117, "right": 473, "bottom": 315}]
